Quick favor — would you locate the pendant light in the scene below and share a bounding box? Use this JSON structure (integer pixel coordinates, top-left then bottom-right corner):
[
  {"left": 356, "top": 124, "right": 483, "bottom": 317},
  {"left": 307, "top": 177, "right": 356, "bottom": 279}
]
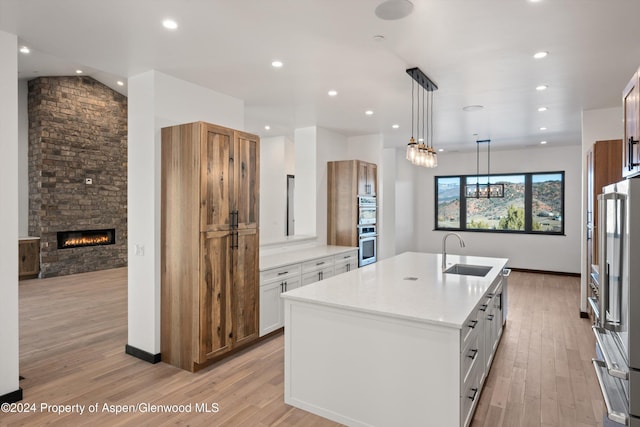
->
[
  {"left": 405, "top": 67, "right": 438, "bottom": 168},
  {"left": 464, "top": 139, "right": 504, "bottom": 198},
  {"left": 406, "top": 78, "right": 418, "bottom": 162}
]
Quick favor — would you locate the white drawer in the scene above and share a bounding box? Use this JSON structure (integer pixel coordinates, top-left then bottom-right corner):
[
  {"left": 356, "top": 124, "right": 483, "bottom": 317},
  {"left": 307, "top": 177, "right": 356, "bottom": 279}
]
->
[
  {"left": 301, "top": 266, "right": 334, "bottom": 286},
  {"left": 260, "top": 263, "right": 302, "bottom": 285},
  {"left": 461, "top": 310, "right": 480, "bottom": 349},
  {"left": 334, "top": 250, "right": 358, "bottom": 264},
  {"left": 302, "top": 256, "right": 334, "bottom": 273},
  {"left": 334, "top": 260, "right": 357, "bottom": 275},
  {"left": 461, "top": 333, "right": 480, "bottom": 386},
  {"left": 461, "top": 362, "right": 480, "bottom": 427}
]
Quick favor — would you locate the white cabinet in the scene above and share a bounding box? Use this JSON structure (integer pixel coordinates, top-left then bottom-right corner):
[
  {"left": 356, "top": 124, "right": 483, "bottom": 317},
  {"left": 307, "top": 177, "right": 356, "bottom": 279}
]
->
[
  {"left": 301, "top": 255, "right": 335, "bottom": 286},
  {"left": 334, "top": 250, "right": 358, "bottom": 275},
  {"left": 460, "top": 274, "right": 506, "bottom": 427},
  {"left": 259, "top": 247, "right": 358, "bottom": 336},
  {"left": 259, "top": 264, "right": 301, "bottom": 336}
]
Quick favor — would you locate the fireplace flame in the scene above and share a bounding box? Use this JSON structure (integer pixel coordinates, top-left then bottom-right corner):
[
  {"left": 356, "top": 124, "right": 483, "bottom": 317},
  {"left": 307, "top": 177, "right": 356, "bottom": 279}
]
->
[{"left": 62, "top": 235, "right": 111, "bottom": 248}]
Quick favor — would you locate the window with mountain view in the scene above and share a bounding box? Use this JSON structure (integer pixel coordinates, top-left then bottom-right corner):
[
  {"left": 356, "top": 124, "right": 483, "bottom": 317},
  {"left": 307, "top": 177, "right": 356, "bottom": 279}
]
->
[{"left": 435, "top": 172, "right": 564, "bottom": 235}]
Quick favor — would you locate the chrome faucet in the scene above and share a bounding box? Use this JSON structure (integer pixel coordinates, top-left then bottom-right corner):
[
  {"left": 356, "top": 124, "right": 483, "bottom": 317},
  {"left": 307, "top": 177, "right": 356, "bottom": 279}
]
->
[{"left": 442, "top": 233, "right": 466, "bottom": 270}]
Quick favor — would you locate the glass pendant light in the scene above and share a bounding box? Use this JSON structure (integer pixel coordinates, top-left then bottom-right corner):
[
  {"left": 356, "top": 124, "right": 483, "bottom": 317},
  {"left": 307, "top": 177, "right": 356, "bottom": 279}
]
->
[
  {"left": 406, "top": 78, "right": 418, "bottom": 162},
  {"left": 405, "top": 67, "right": 438, "bottom": 168}
]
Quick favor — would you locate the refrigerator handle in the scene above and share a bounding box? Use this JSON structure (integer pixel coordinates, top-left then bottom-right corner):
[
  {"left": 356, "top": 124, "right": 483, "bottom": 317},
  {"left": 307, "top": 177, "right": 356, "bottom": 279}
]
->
[
  {"left": 597, "top": 192, "right": 626, "bottom": 332},
  {"left": 598, "top": 193, "right": 608, "bottom": 329}
]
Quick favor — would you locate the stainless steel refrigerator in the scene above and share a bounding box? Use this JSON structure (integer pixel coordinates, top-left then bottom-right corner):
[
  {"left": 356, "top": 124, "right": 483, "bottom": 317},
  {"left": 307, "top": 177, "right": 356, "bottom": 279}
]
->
[{"left": 593, "top": 178, "right": 640, "bottom": 426}]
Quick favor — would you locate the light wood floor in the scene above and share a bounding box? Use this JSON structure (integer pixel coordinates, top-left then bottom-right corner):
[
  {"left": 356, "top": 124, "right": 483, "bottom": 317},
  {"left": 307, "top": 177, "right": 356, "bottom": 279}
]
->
[{"left": 6, "top": 269, "right": 603, "bottom": 426}]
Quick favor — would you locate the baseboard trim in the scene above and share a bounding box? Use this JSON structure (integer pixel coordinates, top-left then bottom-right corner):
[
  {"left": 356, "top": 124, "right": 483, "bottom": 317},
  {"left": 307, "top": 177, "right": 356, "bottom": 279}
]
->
[
  {"left": 125, "top": 344, "right": 161, "bottom": 364},
  {"left": 580, "top": 311, "right": 590, "bottom": 319},
  {"left": 0, "top": 388, "right": 23, "bottom": 403},
  {"left": 510, "top": 267, "right": 580, "bottom": 277}
]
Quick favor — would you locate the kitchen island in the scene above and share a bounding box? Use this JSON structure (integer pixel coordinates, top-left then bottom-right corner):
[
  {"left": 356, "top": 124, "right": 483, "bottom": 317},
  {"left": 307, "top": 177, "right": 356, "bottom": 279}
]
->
[{"left": 282, "top": 251, "right": 509, "bottom": 427}]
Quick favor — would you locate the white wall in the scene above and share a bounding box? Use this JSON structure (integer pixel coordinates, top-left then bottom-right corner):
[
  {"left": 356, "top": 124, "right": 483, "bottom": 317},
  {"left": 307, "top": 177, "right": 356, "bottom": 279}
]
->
[
  {"left": 17, "top": 79, "right": 28, "bottom": 237},
  {"left": 380, "top": 148, "right": 396, "bottom": 259},
  {"left": 0, "top": 30, "right": 20, "bottom": 399},
  {"left": 260, "top": 136, "right": 288, "bottom": 243},
  {"left": 293, "top": 127, "right": 317, "bottom": 238},
  {"left": 395, "top": 150, "right": 417, "bottom": 255},
  {"left": 127, "top": 70, "right": 244, "bottom": 355},
  {"left": 316, "top": 128, "right": 349, "bottom": 244},
  {"left": 405, "top": 144, "right": 582, "bottom": 273},
  {"left": 579, "top": 107, "right": 623, "bottom": 311}
]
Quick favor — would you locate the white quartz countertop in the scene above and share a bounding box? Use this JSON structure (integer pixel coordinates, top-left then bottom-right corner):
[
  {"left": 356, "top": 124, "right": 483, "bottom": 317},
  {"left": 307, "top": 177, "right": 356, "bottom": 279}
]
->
[
  {"left": 281, "top": 251, "right": 509, "bottom": 329},
  {"left": 260, "top": 245, "right": 358, "bottom": 271}
]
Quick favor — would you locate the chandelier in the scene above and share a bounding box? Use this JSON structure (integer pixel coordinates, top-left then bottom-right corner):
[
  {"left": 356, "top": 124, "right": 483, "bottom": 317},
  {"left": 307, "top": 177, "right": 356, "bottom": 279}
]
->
[
  {"left": 464, "top": 139, "right": 504, "bottom": 198},
  {"left": 405, "top": 67, "right": 438, "bottom": 168}
]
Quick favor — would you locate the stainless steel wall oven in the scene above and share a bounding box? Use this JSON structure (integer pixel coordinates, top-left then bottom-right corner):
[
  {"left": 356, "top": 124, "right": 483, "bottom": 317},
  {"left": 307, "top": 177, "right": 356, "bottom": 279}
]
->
[{"left": 358, "top": 225, "right": 377, "bottom": 267}]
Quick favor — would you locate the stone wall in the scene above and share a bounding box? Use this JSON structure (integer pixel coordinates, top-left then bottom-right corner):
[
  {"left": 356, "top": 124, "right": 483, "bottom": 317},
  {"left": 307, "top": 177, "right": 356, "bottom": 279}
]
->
[{"left": 28, "top": 76, "right": 128, "bottom": 277}]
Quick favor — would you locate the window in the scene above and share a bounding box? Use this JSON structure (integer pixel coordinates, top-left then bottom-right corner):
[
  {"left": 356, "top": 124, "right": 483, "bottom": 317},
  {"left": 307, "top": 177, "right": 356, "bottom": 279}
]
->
[{"left": 435, "top": 171, "right": 564, "bottom": 235}]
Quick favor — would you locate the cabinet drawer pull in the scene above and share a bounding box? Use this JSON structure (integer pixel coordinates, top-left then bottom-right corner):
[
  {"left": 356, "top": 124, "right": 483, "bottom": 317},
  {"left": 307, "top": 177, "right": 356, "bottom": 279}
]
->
[
  {"left": 316, "top": 261, "right": 325, "bottom": 266},
  {"left": 467, "top": 349, "right": 478, "bottom": 360},
  {"left": 468, "top": 388, "right": 478, "bottom": 401},
  {"left": 467, "top": 320, "right": 478, "bottom": 329},
  {"left": 277, "top": 271, "right": 288, "bottom": 276},
  {"left": 486, "top": 293, "right": 494, "bottom": 298},
  {"left": 480, "top": 304, "right": 488, "bottom": 312},
  {"left": 487, "top": 314, "right": 494, "bottom": 321}
]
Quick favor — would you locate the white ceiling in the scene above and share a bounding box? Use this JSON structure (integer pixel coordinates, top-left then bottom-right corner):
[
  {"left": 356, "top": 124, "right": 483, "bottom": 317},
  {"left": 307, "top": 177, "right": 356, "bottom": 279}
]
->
[{"left": 2, "top": 0, "right": 639, "bottom": 152}]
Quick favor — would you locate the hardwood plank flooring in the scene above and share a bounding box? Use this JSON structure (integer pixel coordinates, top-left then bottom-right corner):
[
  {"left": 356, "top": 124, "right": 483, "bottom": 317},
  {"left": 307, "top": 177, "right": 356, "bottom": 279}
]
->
[
  {"left": 4, "top": 268, "right": 604, "bottom": 426},
  {"left": 471, "top": 272, "right": 605, "bottom": 427}
]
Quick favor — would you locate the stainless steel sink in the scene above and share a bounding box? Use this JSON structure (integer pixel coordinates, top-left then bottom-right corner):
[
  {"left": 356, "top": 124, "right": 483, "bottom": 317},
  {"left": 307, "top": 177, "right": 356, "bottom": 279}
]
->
[{"left": 444, "top": 264, "right": 492, "bottom": 277}]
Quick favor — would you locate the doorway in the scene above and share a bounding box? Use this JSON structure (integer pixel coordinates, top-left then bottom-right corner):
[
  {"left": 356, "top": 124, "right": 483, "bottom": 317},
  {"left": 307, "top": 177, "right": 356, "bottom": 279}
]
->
[{"left": 286, "top": 174, "right": 295, "bottom": 236}]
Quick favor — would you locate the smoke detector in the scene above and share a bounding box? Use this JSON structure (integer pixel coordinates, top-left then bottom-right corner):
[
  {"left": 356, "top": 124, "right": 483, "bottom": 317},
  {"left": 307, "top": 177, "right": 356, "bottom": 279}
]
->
[{"left": 375, "top": 0, "right": 414, "bottom": 20}]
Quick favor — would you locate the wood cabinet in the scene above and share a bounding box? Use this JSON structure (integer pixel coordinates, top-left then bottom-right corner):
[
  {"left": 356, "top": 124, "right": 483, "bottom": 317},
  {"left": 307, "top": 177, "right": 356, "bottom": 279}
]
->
[
  {"left": 623, "top": 69, "right": 640, "bottom": 178},
  {"left": 585, "top": 139, "right": 622, "bottom": 316},
  {"left": 161, "top": 121, "right": 259, "bottom": 372},
  {"left": 357, "top": 161, "right": 377, "bottom": 195},
  {"left": 19, "top": 238, "right": 40, "bottom": 280},
  {"left": 327, "top": 160, "right": 378, "bottom": 247}
]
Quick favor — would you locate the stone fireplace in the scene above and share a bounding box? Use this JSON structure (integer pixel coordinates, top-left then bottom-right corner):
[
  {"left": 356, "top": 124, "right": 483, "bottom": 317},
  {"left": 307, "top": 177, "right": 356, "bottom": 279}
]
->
[{"left": 28, "top": 76, "right": 128, "bottom": 277}]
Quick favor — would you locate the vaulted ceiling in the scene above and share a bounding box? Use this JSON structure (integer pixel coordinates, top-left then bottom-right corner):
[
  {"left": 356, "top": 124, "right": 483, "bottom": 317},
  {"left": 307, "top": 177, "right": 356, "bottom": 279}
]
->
[{"left": 2, "top": 0, "right": 639, "bottom": 151}]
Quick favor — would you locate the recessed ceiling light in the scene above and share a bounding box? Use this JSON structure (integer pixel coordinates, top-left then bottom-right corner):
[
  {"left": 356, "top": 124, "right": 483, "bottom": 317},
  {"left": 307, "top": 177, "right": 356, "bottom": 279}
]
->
[
  {"left": 538, "top": 107, "right": 548, "bottom": 112},
  {"left": 117, "top": 80, "right": 124, "bottom": 86},
  {"left": 533, "top": 51, "right": 548, "bottom": 59},
  {"left": 328, "top": 90, "right": 338, "bottom": 97},
  {"left": 373, "top": 35, "right": 385, "bottom": 42},
  {"left": 76, "top": 69, "right": 83, "bottom": 74},
  {"left": 540, "top": 140, "right": 548, "bottom": 145},
  {"left": 271, "top": 60, "right": 283, "bottom": 68},
  {"left": 536, "top": 85, "right": 548, "bottom": 91},
  {"left": 374, "top": 0, "right": 414, "bottom": 20},
  {"left": 392, "top": 124, "right": 399, "bottom": 129},
  {"left": 162, "top": 19, "right": 178, "bottom": 30},
  {"left": 19, "top": 46, "right": 30, "bottom": 54},
  {"left": 418, "top": 138, "right": 424, "bottom": 142},
  {"left": 539, "top": 126, "right": 547, "bottom": 131},
  {"left": 264, "top": 125, "right": 271, "bottom": 130},
  {"left": 462, "top": 105, "right": 484, "bottom": 112},
  {"left": 365, "top": 110, "right": 374, "bottom": 115},
  {"left": 438, "top": 148, "right": 444, "bottom": 152}
]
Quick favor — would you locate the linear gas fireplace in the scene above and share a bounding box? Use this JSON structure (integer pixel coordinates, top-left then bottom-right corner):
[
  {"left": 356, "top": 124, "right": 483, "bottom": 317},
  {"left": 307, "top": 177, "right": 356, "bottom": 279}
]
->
[{"left": 57, "top": 228, "right": 116, "bottom": 249}]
